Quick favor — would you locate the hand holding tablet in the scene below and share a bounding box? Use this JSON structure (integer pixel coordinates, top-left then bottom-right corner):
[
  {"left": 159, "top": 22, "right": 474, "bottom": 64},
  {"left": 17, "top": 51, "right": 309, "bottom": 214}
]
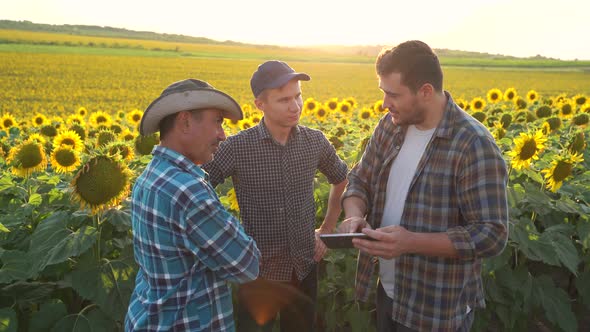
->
[{"left": 319, "top": 233, "right": 375, "bottom": 249}]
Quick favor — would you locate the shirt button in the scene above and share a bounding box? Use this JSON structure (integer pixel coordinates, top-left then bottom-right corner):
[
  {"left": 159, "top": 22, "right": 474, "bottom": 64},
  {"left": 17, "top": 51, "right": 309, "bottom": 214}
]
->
[{"left": 395, "top": 146, "right": 400, "bottom": 150}]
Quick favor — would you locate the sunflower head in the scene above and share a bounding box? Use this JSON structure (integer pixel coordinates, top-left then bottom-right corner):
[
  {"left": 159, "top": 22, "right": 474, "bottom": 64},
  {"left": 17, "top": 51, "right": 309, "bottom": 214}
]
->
[
  {"left": 1, "top": 113, "right": 18, "bottom": 130},
  {"left": 50, "top": 145, "right": 82, "bottom": 174},
  {"left": 358, "top": 108, "right": 372, "bottom": 121},
  {"left": 568, "top": 131, "right": 586, "bottom": 154},
  {"left": 303, "top": 98, "right": 319, "bottom": 114},
  {"left": 40, "top": 124, "right": 58, "bottom": 138},
  {"left": 89, "top": 111, "right": 113, "bottom": 128},
  {"left": 106, "top": 141, "right": 135, "bottom": 162},
  {"left": 541, "top": 152, "right": 584, "bottom": 192},
  {"left": 514, "top": 97, "right": 528, "bottom": 110},
  {"left": 338, "top": 102, "right": 352, "bottom": 114},
  {"left": 558, "top": 102, "right": 575, "bottom": 119},
  {"left": 109, "top": 123, "right": 123, "bottom": 134},
  {"left": 508, "top": 130, "right": 547, "bottom": 170},
  {"left": 134, "top": 133, "right": 160, "bottom": 156},
  {"left": 96, "top": 130, "right": 117, "bottom": 147},
  {"left": 6, "top": 140, "right": 48, "bottom": 177},
  {"left": 545, "top": 117, "right": 562, "bottom": 132},
  {"left": 226, "top": 188, "right": 240, "bottom": 212},
  {"left": 572, "top": 113, "right": 589, "bottom": 127},
  {"left": 455, "top": 99, "right": 468, "bottom": 110},
  {"left": 31, "top": 113, "right": 49, "bottom": 127},
  {"left": 66, "top": 114, "right": 86, "bottom": 127},
  {"left": 120, "top": 128, "right": 137, "bottom": 142},
  {"left": 71, "top": 155, "right": 132, "bottom": 213},
  {"left": 504, "top": 88, "right": 517, "bottom": 101},
  {"left": 487, "top": 89, "right": 503, "bottom": 104},
  {"left": 344, "top": 97, "right": 357, "bottom": 108},
  {"left": 573, "top": 94, "right": 587, "bottom": 106},
  {"left": 535, "top": 105, "right": 553, "bottom": 118},
  {"left": 373, "top": 100, "right": 387, "bottom": 114},
  {"left": 68, "top": 124, "right": 87, "bottom": 141},
  {"left": 53, "top": 130, "right": 84, "bottom": 152},
  {"left": 526, "top": 90, "right": 539, "bottom": 103},
  {"left": 500, "top": 113, "right": 512, "bottom": 129},
  {"left": 471, "top": 111, "right": 487, "bottom": 123},
  {"left": 77, "top": 107, "right": 88, "bottom": 117},
  {"left": 239, "top": 119, "right": 253, "bottom": 131},
  {"left": 326, "top": 98, "right": 339, "bottom": 111},
  {"left": 126, "top": 109, "right": 143, "bottom": 126},
  {"left": 315, "top": 106, "right": 328, "bottom": 121}
]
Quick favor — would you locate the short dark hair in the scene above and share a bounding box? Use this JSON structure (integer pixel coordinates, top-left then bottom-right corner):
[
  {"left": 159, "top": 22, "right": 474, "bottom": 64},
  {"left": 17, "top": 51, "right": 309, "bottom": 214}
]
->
[
  {"left": 376, "top": 40, "right": 443, "bottom": 93},
  {"left": 158, "top": 110, "right": 203, "bottom": 140}
]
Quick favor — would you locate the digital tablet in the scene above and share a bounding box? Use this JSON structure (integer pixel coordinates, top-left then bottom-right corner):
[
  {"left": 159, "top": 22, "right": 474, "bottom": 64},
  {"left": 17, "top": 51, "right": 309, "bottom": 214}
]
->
[{"left": 319, "top": 233, "right": 374, "bottom": 249}]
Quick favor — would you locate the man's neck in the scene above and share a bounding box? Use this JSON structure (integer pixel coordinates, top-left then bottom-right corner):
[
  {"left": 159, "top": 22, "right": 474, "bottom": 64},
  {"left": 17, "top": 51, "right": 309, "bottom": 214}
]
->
[
  {"left": 264, "top": 120, "right": 293, "bottom": 145},
  {"left": 416, "top": 93, "right": 447, "bottom": 131}
]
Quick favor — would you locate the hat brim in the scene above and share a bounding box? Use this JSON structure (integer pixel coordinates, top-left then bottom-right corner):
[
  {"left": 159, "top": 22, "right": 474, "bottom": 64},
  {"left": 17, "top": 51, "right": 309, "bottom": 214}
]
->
[
  {"left": 257, "top": 72, "right": 311, "bottom": 97},
  {"left": 140, "top": 89, "right": 242, "bottom": 136}
]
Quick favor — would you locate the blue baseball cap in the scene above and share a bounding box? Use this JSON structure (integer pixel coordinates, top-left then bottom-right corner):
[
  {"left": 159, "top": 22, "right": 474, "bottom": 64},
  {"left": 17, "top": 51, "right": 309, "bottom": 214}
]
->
[{"left": 250, "top": 60, "right": 311, "bottom": 98}]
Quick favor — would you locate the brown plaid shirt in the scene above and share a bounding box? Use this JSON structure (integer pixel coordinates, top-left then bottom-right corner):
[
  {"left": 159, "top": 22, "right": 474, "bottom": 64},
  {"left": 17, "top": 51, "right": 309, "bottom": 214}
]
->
[
  {"left": 342, "top": 92, "right": 508, "bottom": 331},
  {"left": 203, "top": 120, "right": 348, "bottom": 282}
]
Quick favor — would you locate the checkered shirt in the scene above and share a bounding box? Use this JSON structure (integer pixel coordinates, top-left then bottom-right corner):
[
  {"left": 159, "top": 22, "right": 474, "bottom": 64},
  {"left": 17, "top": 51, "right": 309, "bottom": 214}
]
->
[
  {"left": 342, "top": 92, "right": 508, "bottom": 331},
  {"left": 203, "top": 120, "right": 348, "bottom": 281},
  {"left": 125, "top": 146, "right": 260, "bottom": 332}
]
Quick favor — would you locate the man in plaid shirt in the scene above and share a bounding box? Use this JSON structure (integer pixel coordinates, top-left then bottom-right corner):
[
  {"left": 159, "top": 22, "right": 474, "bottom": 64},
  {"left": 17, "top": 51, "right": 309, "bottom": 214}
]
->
[
  {"left": 339, "top": 41, "right": 508, "bottom": 331},
  {"left": 203, "top": 61, "right": 348, "bottom": 331},
  {"left": 125, "top": 79, "right": 260, "bottom": 331}
]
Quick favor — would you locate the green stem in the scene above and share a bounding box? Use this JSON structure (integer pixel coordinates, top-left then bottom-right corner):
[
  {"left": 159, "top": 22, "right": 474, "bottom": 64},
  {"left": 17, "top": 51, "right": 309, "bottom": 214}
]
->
[{"left": 95, "top": 213, "right": 102, "bottom": 261}]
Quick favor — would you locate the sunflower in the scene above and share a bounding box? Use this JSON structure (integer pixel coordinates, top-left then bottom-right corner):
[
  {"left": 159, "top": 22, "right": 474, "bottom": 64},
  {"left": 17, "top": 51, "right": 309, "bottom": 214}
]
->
[
  {"left": 106, "top": 141, "right": 135, "bottom": 162},
  {"left": 315, "top": 106, "right": 328, "bottom": 121},
  {"left": 117, "top": 110, "right": 125, "bottom": 120},
  {"left": 6, "top": 140, "right": 48, "bottom": 177},
  {"left": 325, "top": 98, "right": 339, "bottom": 112},
  {"left": 337, "top": 102, "right": 352, "bottom": 116},
  {"left": 239, "top": 118, "right": 254, "bottom": 131},
  {"left": 89, "top": 111, "right": 113, "bottom": 128},
  {"left": 545, "top": 117, "right": 562, "bottom": 133},
  {"left": 573, "top": 94, "right": 587, "bottom": 106},
  {"left": 491, "top": 122, "right": 506, "bottom": 141},
  {"left": 66, "top": 114, "right": 86, "bottom": 127},
  {"left": 557, "top": 102, "right": 575, "bottom": 119},
  {"left": 358, "top": 108, "right": 373, "bottom": 121},
  {"left": 486, "top": 89, "right": 503, "bottom": 104},
  {"left": 471, "top": 111, "right": 486, "bottom": 123},
  {"left": 40, "top": 124, "right": 58, "bottom": 138},
  {"left": 77, "top": 107, "right": 88, "bottom": 117},
  {"left": 126, "top": 109, "right": 143, "bottom": 126},
  {"left": 250, "top": 114, "right": 261, "bottom": 124},
  {"left": 303, "top": 97, "right": 319, "bottom": 115},
  {"left": 31, "top": 113, "right": 49, "bottom": 127},
  {"left": 53, "top": 130, "right": 84, "bottom": 152},
  {"left": 225, "top": 118, "right": 240, "bottom": 131},
  {"left": 96, "top": 130, "right": 117, "bottom": 147},
  {"left": 503, "top": 88, "right": 517, "bottom": 102},
  {"left": 242, "top": 104, "right": 253, "bottom": 115},
  {"left": 499, "top": 113, "right": 512, "bottom": 129},
  {"left": 227, "top": 187, "right": 240, "bottom": 212},
  {"left": 535, "top": 105, "right": 553, "bottom": 118},
  {"left": 110, "top": 123, "right": 123, "bottom": 134},
  {"left": 134, "top": 133, "right": 160, "bottom": 156},
  {"left": 26, "top": 133, "right": 47, "bottom": 145},
  {"left": 119, "top": 128, "right": 137, "bottom": 142},
  {"left": 69, "top": 124, "right": 87, "bottom": 141},
  {"left": 541, "top": 152, "right": 584, "bottom": 192},
  {"left": 568, "top": 131, "right": 586, "bottom": 154},
  {"left": 455, "top": 98, "right": 468, "bottom": 110},
  {"left": 470, "top": 97, "right": 486, "bottom": 112},
  {"left": 71, "top": 155, "right": 133, "bottom": 214},
  {"left": 573, "top": 113, "right": 589, "bottom": 127},
  {"left": 526, "top": 90, "right": 539, "bottom": 103},
  {"left": 344, "top": 97, "right": 357, "bottom": 108},
  {"left": 514, "top": 97, "right": 527, "bottom": 110},
  {"left": 50, "top": 145, "right": 81, "bottom": 174},
  {"left": 373, "top": 100, "right": 387, "bottom": 115},
  {"left": 1, "top": 113, "right": 18, "bottom": 130},
  {"left": 507, "top": 131, "right": 547, "bottom": 170}
]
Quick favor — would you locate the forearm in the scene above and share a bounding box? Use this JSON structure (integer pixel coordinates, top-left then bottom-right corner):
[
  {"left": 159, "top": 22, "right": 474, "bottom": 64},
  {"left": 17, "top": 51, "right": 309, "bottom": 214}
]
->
[
  {"left": 319, "top": 180, "right": 348, "bottom": 232},
  {"left": 407, "top": 231, "right": 459, "bottom": 258},
  {"left": 342, "top": 195, "right": 367, "bottom": 219}
]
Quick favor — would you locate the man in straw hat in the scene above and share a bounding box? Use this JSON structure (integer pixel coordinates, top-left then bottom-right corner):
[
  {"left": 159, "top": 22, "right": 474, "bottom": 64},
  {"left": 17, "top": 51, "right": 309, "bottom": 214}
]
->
[
  {"left": 203, "top": 61, "right": 348, "bottom": 331},
  {"left": 125, "top": 79, "right": 261, "bottom": 331}
]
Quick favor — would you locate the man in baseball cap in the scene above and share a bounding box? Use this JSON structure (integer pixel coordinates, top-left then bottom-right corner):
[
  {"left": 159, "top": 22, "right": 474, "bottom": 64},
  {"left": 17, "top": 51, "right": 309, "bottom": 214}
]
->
[
  {"left": 203, "top": 62, "right": 348, "bottom": 331},
  {"left": 126, "top": 79, "right": 260, "bottom": 331}
]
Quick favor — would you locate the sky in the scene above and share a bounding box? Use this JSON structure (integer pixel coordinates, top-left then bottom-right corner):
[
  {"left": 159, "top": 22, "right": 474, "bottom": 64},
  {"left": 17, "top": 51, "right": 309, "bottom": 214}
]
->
[{"left": 2, "top": 0, "right": 589, "bottom": 60}]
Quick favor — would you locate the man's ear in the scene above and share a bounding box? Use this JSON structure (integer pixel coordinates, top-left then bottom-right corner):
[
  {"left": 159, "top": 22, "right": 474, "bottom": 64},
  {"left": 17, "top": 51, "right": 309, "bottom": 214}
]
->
[
  {"left": 254, "top": 98, "right": 264, "bottom": 111},
  {"left": 419, "top": 83, "right": 434, "bottom": 100}
]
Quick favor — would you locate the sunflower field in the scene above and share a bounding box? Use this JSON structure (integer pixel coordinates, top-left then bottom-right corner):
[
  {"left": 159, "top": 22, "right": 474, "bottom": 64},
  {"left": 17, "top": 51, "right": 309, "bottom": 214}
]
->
[{"left": 1, "top": 43, "right": 590, "bottom": 332}]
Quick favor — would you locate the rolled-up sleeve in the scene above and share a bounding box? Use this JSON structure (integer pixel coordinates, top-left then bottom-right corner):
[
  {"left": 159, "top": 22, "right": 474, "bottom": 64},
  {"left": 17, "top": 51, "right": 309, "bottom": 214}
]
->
[{"left": 448, "top": 135, "right": 509, "bottom": 260}]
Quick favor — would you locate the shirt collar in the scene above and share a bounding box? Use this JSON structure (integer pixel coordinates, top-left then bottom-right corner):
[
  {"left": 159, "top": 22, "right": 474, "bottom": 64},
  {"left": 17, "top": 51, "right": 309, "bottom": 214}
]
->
[
  {"left": 256, "top": 117, "right": 301, "bottom": 142},
  {"left": 151, "top": 145, "right": 207, "bottom": 180}
]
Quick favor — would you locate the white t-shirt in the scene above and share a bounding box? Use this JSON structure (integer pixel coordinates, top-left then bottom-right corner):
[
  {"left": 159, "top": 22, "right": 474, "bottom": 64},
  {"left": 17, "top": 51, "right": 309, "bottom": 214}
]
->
[{"left": 379, "top": 125, "right": 435, "bottom": 298}]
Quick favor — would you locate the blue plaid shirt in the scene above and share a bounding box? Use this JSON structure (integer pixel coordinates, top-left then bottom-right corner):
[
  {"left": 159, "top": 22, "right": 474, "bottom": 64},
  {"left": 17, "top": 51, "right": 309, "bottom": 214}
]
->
[{"left": 125, "top": 146, "right": 260, "bottom": 332}]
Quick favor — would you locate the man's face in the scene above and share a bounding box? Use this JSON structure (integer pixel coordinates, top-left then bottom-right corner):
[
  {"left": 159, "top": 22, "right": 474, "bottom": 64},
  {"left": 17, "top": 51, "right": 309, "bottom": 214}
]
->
[
  {"left": 379, "top": 72, "right": 427, "bottom": 126},
  {"left": 255, "top": 79, "right": 303, "bottom": 129},
  {"left": 186, "top": 109, "right": 226, "bottom": 164}
]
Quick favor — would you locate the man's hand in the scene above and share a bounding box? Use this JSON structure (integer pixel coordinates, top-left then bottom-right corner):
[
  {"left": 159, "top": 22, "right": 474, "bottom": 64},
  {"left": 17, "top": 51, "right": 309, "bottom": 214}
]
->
[
  {"left": 313, "top": 228, "right": 331, "bottom": 262},
  {"left": 352, "top": 225, "right": 413, "bottom": 259},
  {"left": 337, "top": 216, "right": 369, "bottom": 233}
]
